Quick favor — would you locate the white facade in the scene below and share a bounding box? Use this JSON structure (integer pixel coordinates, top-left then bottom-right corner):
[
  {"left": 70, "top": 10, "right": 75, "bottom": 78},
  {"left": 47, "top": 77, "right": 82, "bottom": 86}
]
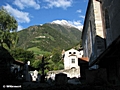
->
[
  {"left": 64, "top": 48, "right": 82, "bottom": 70},
  {"left": 47, "top": 49, "right": 83, "bottom": 79}
]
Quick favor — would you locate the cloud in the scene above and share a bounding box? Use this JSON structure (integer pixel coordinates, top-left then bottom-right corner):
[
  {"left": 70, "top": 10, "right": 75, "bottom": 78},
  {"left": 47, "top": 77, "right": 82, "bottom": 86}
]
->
[
  {"left": 3, "top": 4, "right": 30, "bottom": 23},
  {"left": 76, "top": 9, "right": 85, "bottom": 20},
  {"left": 18, "top": 25, "right": 24, "bottom": 31},
  {"left": 76, "top": 9, "right": 82, "bottom": 13},
  {"left": 79, "top": 15, "right": 85, "bottom": 19},
  {"left": 13, "top": 0, "right": 40, "bottom": 10},
  {"left": 51, "top": 19, "right": 83, "bottom": 31},
  {"left": 43, "top": 0, "right": 73, "bottom": 9},
  {"left": 68, "top": 20, "right": 83, "bottom": 31}
]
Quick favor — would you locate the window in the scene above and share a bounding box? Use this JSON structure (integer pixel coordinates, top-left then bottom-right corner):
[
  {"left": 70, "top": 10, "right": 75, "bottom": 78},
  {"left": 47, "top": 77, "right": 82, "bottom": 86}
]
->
[
  {"left": 73, "top": 52, "right": 76, "bottom": 54},
  {"left": 71, "top": 59, "right": 75, "bottom": 63},
  {"left": 105, "top": 9, "right": 112, "bottom": 46},
  {"left": 105, "top": 9, "right": 110, "bottom": 29}
]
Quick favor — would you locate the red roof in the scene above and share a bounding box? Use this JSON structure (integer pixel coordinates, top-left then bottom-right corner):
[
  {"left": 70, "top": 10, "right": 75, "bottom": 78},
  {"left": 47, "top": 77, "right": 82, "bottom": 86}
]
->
[{"left": 79, "top": 57, "right": 89, "bottom": 62}]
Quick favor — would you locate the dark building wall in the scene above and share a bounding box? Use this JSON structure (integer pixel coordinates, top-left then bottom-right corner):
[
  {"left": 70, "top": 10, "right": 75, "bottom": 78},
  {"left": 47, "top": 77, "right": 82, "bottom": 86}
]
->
[
  {"left": 0, "top": 47, "right": 14, "bottom": 84},
  {"left": 102, "top": 0, "right": 120, "bottom": 44},
  {"left": 82, "top": 0, "right": 106, "bottom": 69},
  {"left": 82, "top": 0, "right": 120, "bottom": 85},
  {"left": 96, "top": 0, "right": 120, "bottom": 84},
  {"left": 82, "top": 0, "right": 97, "bottom": 64}
]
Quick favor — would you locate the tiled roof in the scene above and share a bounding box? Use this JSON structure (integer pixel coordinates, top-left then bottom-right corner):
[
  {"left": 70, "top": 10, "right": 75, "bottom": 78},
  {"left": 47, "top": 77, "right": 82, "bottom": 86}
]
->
[{"left": 79, "top": 57, "right": 89, "bottom": 62}]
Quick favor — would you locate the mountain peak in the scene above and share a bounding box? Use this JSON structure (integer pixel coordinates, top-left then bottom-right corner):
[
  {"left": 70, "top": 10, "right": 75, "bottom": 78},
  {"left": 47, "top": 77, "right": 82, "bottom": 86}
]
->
[
  {"left": 50, "top": 20, "right": 83, "bottom": 31},
  {"left": 51, "top": 20, "right": 75, "bottom": 28}
]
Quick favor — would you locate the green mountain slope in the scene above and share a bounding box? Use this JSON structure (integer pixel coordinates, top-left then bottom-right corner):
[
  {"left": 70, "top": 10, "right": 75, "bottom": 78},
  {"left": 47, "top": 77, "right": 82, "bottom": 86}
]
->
[
  {"left": 17, "top": 23, "right": 82, "bottom": 54},
  {"left": 46, "top": 23, "right": 81, "bottom": 42}
]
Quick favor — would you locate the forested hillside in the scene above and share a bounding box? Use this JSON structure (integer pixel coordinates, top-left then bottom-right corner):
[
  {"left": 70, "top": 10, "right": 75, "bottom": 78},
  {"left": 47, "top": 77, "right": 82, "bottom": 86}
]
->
[{"left": 17, "top": 23, "right": 82, "bottom": 55}]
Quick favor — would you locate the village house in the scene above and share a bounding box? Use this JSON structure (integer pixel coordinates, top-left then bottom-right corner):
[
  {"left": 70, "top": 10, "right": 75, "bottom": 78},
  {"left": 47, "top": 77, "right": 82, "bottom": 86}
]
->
[
  {"left": 47, "top": 48, "right": 84, "bottom": 80},
  {"left": 63, "top": 48, "right": 82, "bottom": 70},
  {"left": 63, "top": 48, "right": 83, "bottom": 78},
  {"left": 82, "top": 0, "right": 120, "bottom": 85}
]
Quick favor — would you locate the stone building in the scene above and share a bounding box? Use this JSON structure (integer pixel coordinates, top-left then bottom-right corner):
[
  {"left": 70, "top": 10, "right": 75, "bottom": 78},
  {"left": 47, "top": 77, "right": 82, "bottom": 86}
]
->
[
  {"left": 82, "top": 0, "right": 106, "bottom": 69},
  {"left": 82, "top": 0, "right": 120, "bottom": 85}
]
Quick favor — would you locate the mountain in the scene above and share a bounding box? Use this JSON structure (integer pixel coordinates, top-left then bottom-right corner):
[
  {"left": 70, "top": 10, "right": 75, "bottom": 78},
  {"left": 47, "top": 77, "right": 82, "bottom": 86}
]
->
[
  {"left": 17, "top": 22, "right": 82, "bottom": 54},
  {"left": 50, "top": 20, "right": 83, "bottom": 31},
  {"left": 51, "top": 20, "right": 75, "bottom": 28}
]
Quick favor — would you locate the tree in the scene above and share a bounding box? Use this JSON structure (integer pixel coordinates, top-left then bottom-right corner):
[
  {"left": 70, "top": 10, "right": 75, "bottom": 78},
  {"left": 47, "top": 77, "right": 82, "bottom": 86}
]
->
[
  {"left": 0, "top": 7, "right": 18, "bottom": 48},
  {"left": 80, "top": 39, "right": 82, "bottom": 48},
  {"left": 51, "top": 47, "right": 61, "bottom": 63},
  {"left": 10, "top": 48, "right": 35, "bottom": 62},
  {"left": 47, "top": 47, "right": 64, "bottom": 70}
]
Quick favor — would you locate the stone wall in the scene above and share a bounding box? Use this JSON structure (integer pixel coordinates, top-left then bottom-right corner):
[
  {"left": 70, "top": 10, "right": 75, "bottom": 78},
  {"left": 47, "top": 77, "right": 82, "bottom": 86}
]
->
[
  {"left": 102, "top": 0, "right": 120, "bottom": 43},
  {"left": 47, "top": 67, "right": 80, "bottom": 80},
  {"left": 82, "top": 0, "right": 106, "bottom": 68},
  {"left": 82, "top": 0, "right": 97, "bottom": 63},
  {"left": 93, "top": 0, "right": 104, "bottom": 38}
]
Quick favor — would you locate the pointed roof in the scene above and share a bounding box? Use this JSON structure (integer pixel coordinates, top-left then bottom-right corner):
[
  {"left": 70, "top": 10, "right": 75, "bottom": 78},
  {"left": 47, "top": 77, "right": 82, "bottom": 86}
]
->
[
  {"left": 0, "top": 46, "right": 14, "bottom": 62},
  {"left": 65, "top": 48, "right": 80, "bottom": 53}
]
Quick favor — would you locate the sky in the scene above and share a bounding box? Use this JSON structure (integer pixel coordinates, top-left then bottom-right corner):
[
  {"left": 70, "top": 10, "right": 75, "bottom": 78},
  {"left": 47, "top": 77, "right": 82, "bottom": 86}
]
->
[{"left": 0, "top": 0, "right": 88, "bottom": 31}]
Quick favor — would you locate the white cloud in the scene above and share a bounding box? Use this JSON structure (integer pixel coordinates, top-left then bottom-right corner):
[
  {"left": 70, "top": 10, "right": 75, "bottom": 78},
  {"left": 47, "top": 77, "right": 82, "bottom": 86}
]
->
[
  {"left": 76, "top": 9, "right": 85, "bottom": 20},
  {"left": 18, "top": 25, "right": 24, "bottom": 31},
  {"left": 3, "top": 4, "right": 30, "bottom": 23},
  {"left": 79, "top": 15, "right": 85, "bottom": 19},
  {"left": 44, "top": 0, "right": 73, "bottom": 9},
  {"left": 13, "top": 0, "right": 40, "bottom": 10},
  {"left": 68, "top": 20, "right": 83, "bottom": 31},
  {"left": 76, "top": 9, "right": 82, "bottom": 13}
]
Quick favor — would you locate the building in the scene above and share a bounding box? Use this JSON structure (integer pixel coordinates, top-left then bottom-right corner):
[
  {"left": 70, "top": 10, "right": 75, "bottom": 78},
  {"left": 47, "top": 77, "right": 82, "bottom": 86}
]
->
[
  {"left": 82, "top": 0, "right": 106, "bottom": 69},
  {"left": 64, "top": 48, "right": 82, "bottom": 70},
  {"left": 12, "top": 60, "right": 38, "bottom": 82},
  {"left": 47, "top": 48, "right": 84, "bottom": 79},
  {"left": 63, "top": 48, "right": 84, "bottom": 78},
  {"left": 82, "top": 0, "right": 120, "bottom": 85},
  {"left": 0, "top": 46, "right": 14, "bottom": 84}
]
